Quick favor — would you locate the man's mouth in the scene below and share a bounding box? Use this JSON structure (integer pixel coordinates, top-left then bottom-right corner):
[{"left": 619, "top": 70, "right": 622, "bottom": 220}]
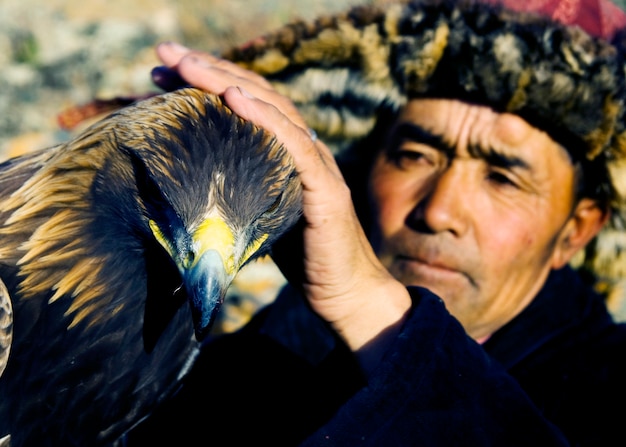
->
[
  {"left": 397, "top": 255, "right": 458, "bottom": 274},
  {"left": 393, "top": 254, "right": 477, "bottom": 288}
]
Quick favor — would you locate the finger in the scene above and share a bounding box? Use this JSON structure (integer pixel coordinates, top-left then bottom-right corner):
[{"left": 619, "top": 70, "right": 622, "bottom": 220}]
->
[
  {"left": 155, "top": 41, "right": 192, "bottom": 67},
  {"left": 156, "top": 42, "right": 274, "bottom": 90},
  {"left": 174, "top": 56, "right": 307, "bottom": 129},
  {"left": 177, "top": 55, "right": 274, "bottom": 92},
  {"left": 222, "top": 86, "right": 343, "bottom": 181},
  {"left": 188, "top": 53, "right": 274, "bottom": 89}
]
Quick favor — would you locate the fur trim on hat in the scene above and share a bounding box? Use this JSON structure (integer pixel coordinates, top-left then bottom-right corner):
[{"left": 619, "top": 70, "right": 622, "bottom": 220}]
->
[{"left": 222, "top": 0, "right": 626, "bottom": 319}]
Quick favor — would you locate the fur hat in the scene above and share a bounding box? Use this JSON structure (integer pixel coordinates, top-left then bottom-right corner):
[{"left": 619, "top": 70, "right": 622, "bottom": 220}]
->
[{"left": 221, "top": 0, "right": 626, "bottom": 318}]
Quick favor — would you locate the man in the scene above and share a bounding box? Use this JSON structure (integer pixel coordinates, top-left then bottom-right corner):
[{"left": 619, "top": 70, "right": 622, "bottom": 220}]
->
[{"left": 126, "top": 0, "right": 626, "bottom": 445}]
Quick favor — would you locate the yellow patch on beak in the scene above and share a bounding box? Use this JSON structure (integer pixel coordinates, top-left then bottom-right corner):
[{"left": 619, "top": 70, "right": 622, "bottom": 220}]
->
[{"left": 194, "top": 217, "right": 237, "bottom": 274}]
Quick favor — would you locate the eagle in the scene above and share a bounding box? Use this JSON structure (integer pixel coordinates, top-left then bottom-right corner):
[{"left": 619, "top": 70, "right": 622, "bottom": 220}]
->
[{"left": 0, "top": 87, "right": 302, "bottom": 446}]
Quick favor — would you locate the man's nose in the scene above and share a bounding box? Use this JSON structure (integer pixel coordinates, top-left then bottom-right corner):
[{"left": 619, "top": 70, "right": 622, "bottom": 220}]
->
[{"left": 408, "top": 165, "right": 469, "bottom": 236}]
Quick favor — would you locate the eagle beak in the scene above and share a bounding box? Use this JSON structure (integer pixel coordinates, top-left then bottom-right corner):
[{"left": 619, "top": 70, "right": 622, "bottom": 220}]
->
[
  {"left": 184, "top": 248, "right": 233, "bottom": 341},
  {"left": 183, "top": 217, "right": 238, "bottom": 341},
  {"left": 150, "top": 216, "right": 268, "bottom": 341}
]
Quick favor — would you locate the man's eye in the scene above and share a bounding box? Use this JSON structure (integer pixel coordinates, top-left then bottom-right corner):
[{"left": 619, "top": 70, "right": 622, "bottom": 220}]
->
[
  {"left": 388, "top": 148, "right": 431, "bottom": 170},
  {"left": 392, "top": 150, "right": 424, "bottom": 161},
  {"left": 487, "top": 170, "right": 517, "bottom": 187}
]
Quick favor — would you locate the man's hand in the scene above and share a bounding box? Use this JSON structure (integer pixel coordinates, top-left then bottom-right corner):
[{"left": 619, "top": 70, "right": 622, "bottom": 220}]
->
[{"left": 154, "top": 42, "right": 412, "bottom": 370}]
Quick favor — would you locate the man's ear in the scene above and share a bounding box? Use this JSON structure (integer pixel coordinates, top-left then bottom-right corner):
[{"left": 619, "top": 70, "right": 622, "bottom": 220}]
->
[{"left": 551, "top": 198, "right": 610, "bottom": 269}]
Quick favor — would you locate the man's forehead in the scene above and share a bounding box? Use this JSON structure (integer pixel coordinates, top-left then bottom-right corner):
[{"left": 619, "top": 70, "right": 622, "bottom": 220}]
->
[
  {"left": 394, "top": 99, "right": 572, "bottom": 164},
  {"left": 398, "top": 99, "right": 541, "bottom": 138}
]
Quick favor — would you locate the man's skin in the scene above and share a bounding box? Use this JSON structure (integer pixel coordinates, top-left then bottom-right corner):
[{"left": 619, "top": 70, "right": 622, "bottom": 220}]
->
[{"left": 154, "top": 41, "right": 607, "bottom": 371}]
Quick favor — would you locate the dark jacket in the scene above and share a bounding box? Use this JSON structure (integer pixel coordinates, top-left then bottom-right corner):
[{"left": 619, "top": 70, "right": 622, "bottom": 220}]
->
[{"left": 126, "top": 266, "right": 626, "bottom": 446}]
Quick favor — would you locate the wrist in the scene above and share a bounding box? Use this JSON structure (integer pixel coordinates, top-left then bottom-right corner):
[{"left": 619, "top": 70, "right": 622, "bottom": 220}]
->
[{"left": 330, "top": 277, "right": 412, "bottom": 373}]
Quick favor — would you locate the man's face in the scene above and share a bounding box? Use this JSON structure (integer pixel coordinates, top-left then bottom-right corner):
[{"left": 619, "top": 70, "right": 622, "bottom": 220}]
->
[{"left": 368, "top": 99, "right": 580, "bottom": 340}]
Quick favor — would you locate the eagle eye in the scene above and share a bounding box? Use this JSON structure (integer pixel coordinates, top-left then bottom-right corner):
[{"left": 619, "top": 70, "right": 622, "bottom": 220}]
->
[
  {"left": 183, "top": 250, "right": 196, "bottom": 269},
  {"left": 263, "top": 193, "right": 283, "bottom": 216}
]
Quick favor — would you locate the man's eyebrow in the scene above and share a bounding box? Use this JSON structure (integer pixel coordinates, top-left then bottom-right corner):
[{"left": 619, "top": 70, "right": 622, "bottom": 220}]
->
[
  {"left": 468, "top": 144, "right": 531, "bottom": 170},
  {"left": 390, "top": 122, "right": 532, "bottom": 170},
  {"left": 389, "top": 123, "right": 454, "bottom": 158}
]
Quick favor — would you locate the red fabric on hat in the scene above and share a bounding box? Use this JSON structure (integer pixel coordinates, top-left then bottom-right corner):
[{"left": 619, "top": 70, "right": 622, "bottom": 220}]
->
[{"left": 482, "top": 0, "right": 626, "bottom": 40}]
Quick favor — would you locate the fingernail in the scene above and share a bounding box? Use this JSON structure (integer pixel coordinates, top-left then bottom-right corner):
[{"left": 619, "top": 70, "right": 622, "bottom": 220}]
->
[
  {"left": 151, "top": 66, "right": 188, "bottom": 91},
  {"left": 237, "top": 86, "right": 255, "bottom": 98}
]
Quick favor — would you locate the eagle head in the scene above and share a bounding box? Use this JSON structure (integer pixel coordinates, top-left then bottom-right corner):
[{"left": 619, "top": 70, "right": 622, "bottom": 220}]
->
[{"left": 119, "top": 88, "right": 303, "bottom": 339}]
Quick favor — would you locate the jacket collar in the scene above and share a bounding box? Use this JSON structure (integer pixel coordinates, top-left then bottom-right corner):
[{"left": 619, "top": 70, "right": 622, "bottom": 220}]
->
[
  {"left": 482, "top": 265, "right": 614, "bottom": 368},
  {"left": 258, "top": 266, "right": 615, "bottom": 370}
]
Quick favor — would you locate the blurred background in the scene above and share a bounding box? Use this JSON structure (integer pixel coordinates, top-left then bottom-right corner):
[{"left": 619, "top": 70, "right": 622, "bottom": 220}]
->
[
  {"left": 2, "top": 0, "right": 626, "bottom": 332},
  {"left": 0, "top": 0, "right": 372, "bottom": 158}
]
